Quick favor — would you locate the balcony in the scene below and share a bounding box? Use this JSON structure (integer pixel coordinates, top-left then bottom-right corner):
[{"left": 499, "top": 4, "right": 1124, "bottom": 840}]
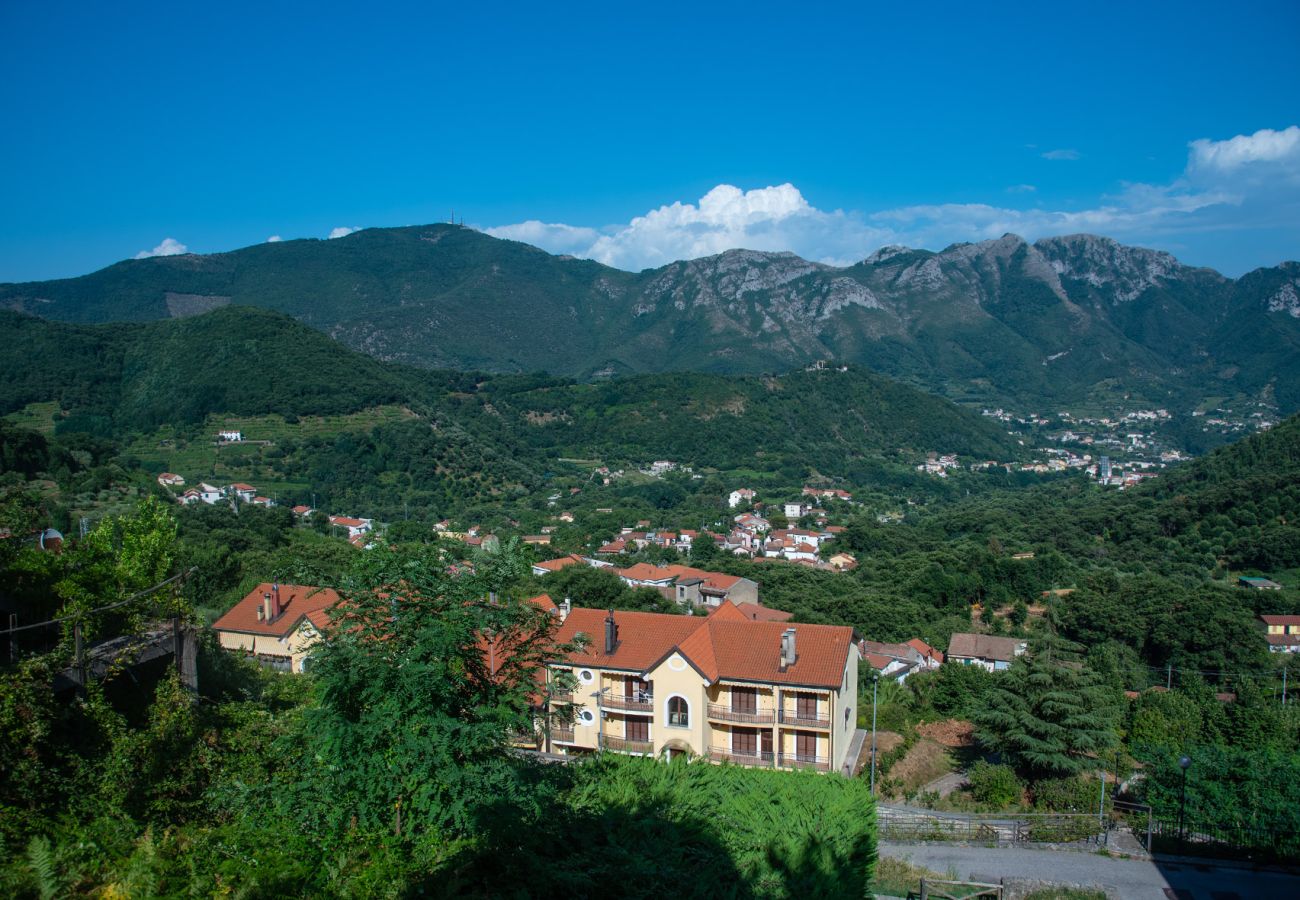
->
[
  {"left": 779, "top": 753, "right": 830, "bottom": 772},
  {"left": 779, "top": 709, "right": 830, "bottom": 729},
  {"left": 708, "top": 746, "right": 774, "bottom": 765},
  {"left": 550, "top": 727, "right": 575, "bottom": 744},
  {"left": 707, "top": 703, "right": 775, "bottom": 725},
  {"left": 602, "top": 693, "right": 654, "bottom": 714},
  {"left": 602, "top": 734, "right": 654, "bottom": 754},
  {"left": 549, "top": 687, "right": 573, "bottom": 702}
]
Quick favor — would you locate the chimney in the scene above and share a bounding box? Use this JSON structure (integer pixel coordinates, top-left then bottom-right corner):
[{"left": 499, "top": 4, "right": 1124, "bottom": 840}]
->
[
  {"left": 271, "top": 584, "right": 281, "bottom": 620},
  {"left": 604, "top": 609, "right": 618, "bottom": 656},
  {"left": 262, "top": 592, "right": 272, "bottom": 623},
  {"left": 562, "top": 597, "right": 572, "bottom": 621},
  {"left": 780, "top": 628, "right": 797, "bottom": 669}
]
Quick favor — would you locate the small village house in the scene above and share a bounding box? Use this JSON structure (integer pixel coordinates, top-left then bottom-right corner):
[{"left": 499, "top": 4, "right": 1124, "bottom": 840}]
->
[
  {"left": 212, "top": 583, "right": 340, "bottom": 672},
  {"left": 946, "top": 633, "right": 1026, "bottom": 671}
]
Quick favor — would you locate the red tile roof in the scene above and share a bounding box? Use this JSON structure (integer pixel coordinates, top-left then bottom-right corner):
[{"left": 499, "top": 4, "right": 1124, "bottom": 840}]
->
[
  {"left": 330, "top": 516, "right": 369, "bottom": 528},
  {"left": 616, "top": 563, "right": 744, "bottom": 592},
  {"left": 717, "top": 602, "right": 793, "bottom": 623},
  {"left": 534, "top": 554, "right": 585, "bottom": 573},
  {"left": 907, "top": 637, "right": 944, "bottom": 664},
  {"left": 550, "top": 601, "right": 852, "bottom": 689},
  {"left": 212, "top": 583, "right": 340, "bottom": 637},
  {"left": 1260, "top": 615, "right": 1300, "bottom": 625}
]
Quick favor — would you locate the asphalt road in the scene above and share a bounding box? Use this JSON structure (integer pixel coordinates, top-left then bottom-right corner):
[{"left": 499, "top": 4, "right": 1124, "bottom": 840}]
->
[{"left": 878, "top": 841, "right": 1300, "bottom": 899}]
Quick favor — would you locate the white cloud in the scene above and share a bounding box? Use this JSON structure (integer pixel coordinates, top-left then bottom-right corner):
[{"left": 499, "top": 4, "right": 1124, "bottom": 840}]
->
[
  {"left": 328, "top": 226, "right": 360, "bottom": 239},
  {"left": 1186, "top": 125, "right": 1300, "bottom": 185},
  {"left": 1041, "top": 149, "right": 1081, "bottom": 161},
  {"left": 267, "top": 235, "right": 283, "bottom": 243},
  {"left": 486, "top": 221, "right": 601, "bottom": 256},
  {"left": 134, "top": 237, "right": 188, "bottom": 259},
  {"left": 491, "top": 184, "right": 892, "bottom": 270},
  {"left": 482, "top": 125, "right": 1300, "bottom": 276}
]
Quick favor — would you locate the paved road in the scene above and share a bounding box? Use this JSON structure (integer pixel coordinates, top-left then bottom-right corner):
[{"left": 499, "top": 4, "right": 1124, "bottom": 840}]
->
[{"left": 878, "top": 842, "right": 1300, "bottom": 899}]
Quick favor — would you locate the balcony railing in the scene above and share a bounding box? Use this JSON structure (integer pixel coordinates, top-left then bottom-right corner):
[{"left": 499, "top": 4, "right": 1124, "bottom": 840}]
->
[
  {"left": 707, "top": 703, "right": 775, "bottom": 724},
  {"left": 779, "top": 753, "right": 830, "bottom": 772},
  {"left": 550, "top": 727, "right": 575, "bottom": 744},
  {"left": 779, "top": 709, "right": 831, "bottom": 729},
  {"left": 602, "top": 693, "right": 654, "bottom": 713},
  {"left": 602, "top": 734, "right": 654, "bottom": 754},
  {"left": 708, "top": 746, "right": 775, "bottom": 765},
  {"left": 549, "top": 687, "right": 573, "bottom": 702}
]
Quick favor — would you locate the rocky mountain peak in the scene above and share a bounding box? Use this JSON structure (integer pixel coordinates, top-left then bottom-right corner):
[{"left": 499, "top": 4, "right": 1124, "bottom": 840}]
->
[{"left": 1033, "top": 233, "right": 1185, "bottom": 303}]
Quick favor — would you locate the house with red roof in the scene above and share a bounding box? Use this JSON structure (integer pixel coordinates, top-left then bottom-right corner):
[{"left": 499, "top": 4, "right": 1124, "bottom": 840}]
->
[
  {"left": 541, "top": 600, "right": 861, "bottom": 774},
  {"left": 614, "top": 563, "right": 759, "bottom": 608},
  {"left": 531, "top": 554, "right": 588, "bottom": 577},
  {"left": 1260, "top": 615, "right": 1300, "bottom": 653},
  {"left": 212, "top": 583, "right": 341, "bottom": 672},
  {"left": 329, "top": 515, "right": 372, "bottom": 539}
]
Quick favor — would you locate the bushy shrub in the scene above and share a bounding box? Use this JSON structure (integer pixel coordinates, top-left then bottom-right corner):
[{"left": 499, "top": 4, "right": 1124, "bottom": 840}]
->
[{"left": 967, "top": 760, "right": 1022, "bottom": 807}]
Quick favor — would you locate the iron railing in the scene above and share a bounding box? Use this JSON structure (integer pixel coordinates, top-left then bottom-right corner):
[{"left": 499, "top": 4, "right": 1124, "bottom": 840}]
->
[
  {"left": 706, "top": 704, "right": 775, "bottom": 724},
  {"left": 708, "top": 746, "right": 774, "bottom": 765},
  {"left": 602, "top": 693, "right": 654, "bottom": 713},
  {"left": 779, "top": 753, "right": 830, "bottom": 772},
  {"left": 779, "top": 709, "right": 830, "bottom": 728},
  {"left": 602, "top": 734, "right": 654, "bottom": 754}
]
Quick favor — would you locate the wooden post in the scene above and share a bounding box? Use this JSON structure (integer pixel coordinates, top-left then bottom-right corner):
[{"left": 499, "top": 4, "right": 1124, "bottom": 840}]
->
[{"left": 8, "top": 613, "right": 15, "bottom": 662}]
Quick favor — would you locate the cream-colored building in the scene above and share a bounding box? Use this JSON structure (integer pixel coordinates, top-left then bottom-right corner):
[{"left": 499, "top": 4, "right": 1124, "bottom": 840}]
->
[
  {"left": 542, "top": 602, "right": 861, "bottom": 775},
  {"left": 212, "top": 583, "right": 339, "bottom": 672}
]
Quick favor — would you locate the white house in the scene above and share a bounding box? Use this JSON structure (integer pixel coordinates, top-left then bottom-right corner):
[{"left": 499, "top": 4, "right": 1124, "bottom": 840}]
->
[
  {"left": 728, "top": 488, "right": 756, "bottom": 509},
  {"left": 217, "top": 430, "right": 243, "bottom": 442}
]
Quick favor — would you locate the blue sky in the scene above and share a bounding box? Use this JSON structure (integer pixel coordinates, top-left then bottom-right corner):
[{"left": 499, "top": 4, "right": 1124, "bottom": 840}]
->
[{"left": 2, "top": 0, "right": 1298, "bottom": 281}]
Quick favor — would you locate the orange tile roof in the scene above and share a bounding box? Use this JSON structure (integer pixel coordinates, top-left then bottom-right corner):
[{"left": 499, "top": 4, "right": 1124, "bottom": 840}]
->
[
  {"left": 616, "top": 563, "right": 744, "bottom": 591},
  {"left": 907, "top": 637, "right": 944, "bottom": 663},
  {"left": 721, "top": 603, "right": 793, "bottom": 623},
  {"left": 212, "top": 583, "right": 340, "bottom": 637},
  {"left": 550, "top": 600, "right": 852, "bottom": 689},
  {"left": 534, "top": 554, "right": 585, "bottom": 573}
]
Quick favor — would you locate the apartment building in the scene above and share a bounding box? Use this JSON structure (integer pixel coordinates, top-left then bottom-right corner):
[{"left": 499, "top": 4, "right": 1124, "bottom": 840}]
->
[{"left": 541, "top": 601, "right": 860, "bottom": 775}]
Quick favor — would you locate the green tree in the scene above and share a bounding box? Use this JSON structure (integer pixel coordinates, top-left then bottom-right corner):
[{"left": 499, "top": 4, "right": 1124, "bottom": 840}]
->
[
  {"left": 283, "top": 543, "right": 575, "bottom": 839},
  {"left": 977, "top": 632, "right": 1121, "bottom": 779}
]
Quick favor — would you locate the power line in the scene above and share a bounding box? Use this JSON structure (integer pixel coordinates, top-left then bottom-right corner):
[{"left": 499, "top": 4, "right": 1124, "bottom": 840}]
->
[{"left": 0, "top": 567, "right": 196, "bottom": 635}]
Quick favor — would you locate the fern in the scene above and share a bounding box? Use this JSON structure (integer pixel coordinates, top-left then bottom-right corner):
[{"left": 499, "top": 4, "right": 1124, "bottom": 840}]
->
[{"left": 25, "top": 836, "right": 60, "bottom": 900}]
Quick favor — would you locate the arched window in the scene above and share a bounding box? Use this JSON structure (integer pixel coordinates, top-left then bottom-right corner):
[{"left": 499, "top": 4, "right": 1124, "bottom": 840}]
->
[{"left": 667, "top": 696, "right": 689, "bottom": 727}]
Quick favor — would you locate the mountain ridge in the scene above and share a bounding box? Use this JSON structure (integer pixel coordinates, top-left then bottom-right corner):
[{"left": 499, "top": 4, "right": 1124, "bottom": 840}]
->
[{"left": 4, "top": 226, "right": 1297, "bottom": 412}]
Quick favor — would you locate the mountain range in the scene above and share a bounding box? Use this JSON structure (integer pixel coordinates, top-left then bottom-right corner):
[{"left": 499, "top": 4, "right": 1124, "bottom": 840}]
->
[{"left": 4, "top": 226, "right": 1297, "bottom": 412}]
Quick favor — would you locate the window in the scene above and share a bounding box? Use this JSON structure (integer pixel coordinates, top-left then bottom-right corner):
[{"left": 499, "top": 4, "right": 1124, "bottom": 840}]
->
[
  {"left": 668, "top": 696, "right": 689, "bottom": 727},
  {"left": 627, "top": 677, "right": 651, "bottom": 703},
  {"left": 796, "top": 692, "right": 818, "bottom": 719},
  {"left": 578, "top": 669, "right": 594, "bottom": 683},
  {"left": 732, "top": 728, "right": 758, "bottom": 756},
  {"left": 731, "top": 686, "right": 757, "bottom": 714},
  {"left": 578, "top": 709, "right": 595, "bottom": 726},
  {"left": 796, "top": 731, "right": 818, "bottom": 762},
  {"left": 626, "top": 718, "right": 649, "bottom": 742}
]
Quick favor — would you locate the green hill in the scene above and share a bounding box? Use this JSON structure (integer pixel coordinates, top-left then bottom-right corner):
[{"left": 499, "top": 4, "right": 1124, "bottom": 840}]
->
[{"left": 0, "top": 307, "right": 1021, "bottom": 519}]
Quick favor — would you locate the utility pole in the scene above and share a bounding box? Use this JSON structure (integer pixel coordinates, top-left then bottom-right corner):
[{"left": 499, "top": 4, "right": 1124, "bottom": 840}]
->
[
  {"left": 870, "top": 675, "right": 879, "bottom": 795},
  {"left": 1283, "top": 667, "right": 1288, "bottom": 707},
  {"left": 1166, "top": 664, "right": 1172, "bottom": 690}
]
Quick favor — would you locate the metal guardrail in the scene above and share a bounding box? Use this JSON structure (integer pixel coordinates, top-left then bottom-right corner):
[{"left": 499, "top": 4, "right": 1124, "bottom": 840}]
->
[
  {"left": 877, "top": 805, "right": 1102, "bottom": 845},
  {"left": 550, "top": 728, "right": 575, "bottom": 743}
]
